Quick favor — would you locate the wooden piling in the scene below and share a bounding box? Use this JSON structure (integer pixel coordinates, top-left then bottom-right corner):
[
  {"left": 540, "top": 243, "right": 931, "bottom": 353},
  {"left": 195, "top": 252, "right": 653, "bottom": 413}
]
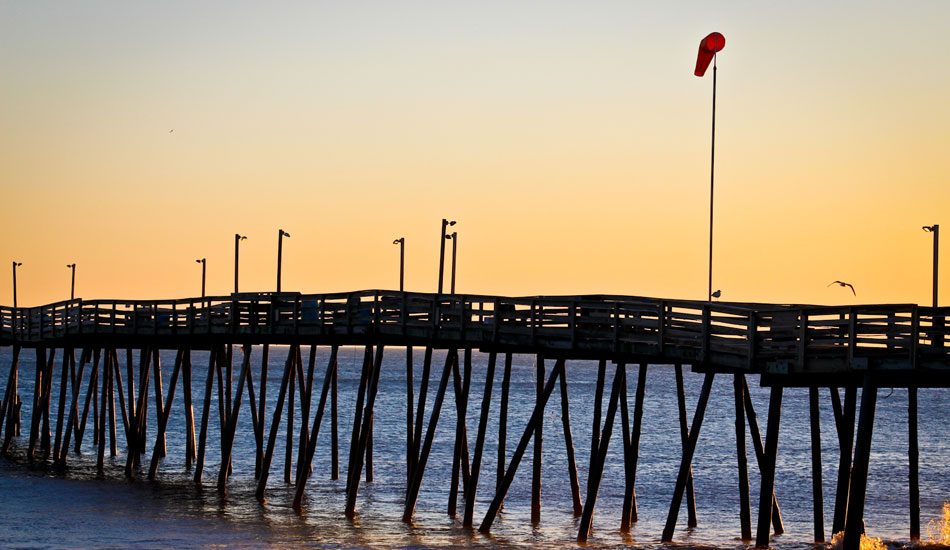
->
[
  {"left": 909, "top": 385, "right": 920, "bottom": 540},
  {"left": 27, "top": 347, "right": 46, "bottom": 460},
  {"left": 464, "top": 351, "right": 497, "bottom": 528},
  {"left": 216, "top": 345, "right": 251, "bottom": 489},
  {"left": 106, "top": 350, "right": 117, "bottom": 457},
  {"left": 0, "top": 345, "right": 21, "bottom": 454},
  {"left": 295, "top": 345, "right": 317, "bottom": 488},
  {"left": 497, "top": 352, "right": 512, "bottom": 494},
  {"left": 809, "top": 386, "right": 825, "bottom": 542},
  {"left": 620, "top": 362, "right": 633, "bottom": 531},
  {"left": 284, "top": 345, "right": 300, "bottom": 484},
  {"left": 406, "top": 345, "right": 415, "bottom": 485},
  {"left": 109, "top": 349, "right": 131, "bottom": 447},
  {"left": 843, "top": 375, "right": 878, "bottom": 550},
  {"left": 345, "top": 344, "right": 385, "bottom": 517},
  {"left": 255, "top": 344, "right": 269, "bottom": 479},
  {"left": 403, "top": 349, "right": 455, "bottom": 522},
  {"left": 479, "top": 359, "right": 564, "bottom": 534},
  {"left": 558, "top": 359, "right": 583, "bottom": 518},
  {"left": 149, "top": 349, "right": 184, "bottom": 480},
  {"left": 576, "top": 361, "right": 624, "bottom": 542},
  {"left": 193, "top": 346, "right": 216, "bottom": 484},
  {"left": 255, "top": 344, "right": 296, "bottom": 500},
  {"left": 345, "top": 345, "right": 372, "bottom": 501},
  {"left": 76, "top": 348, "right": 100, "bottom": 453},
  {"left": 152, "top": 348, "right": 166, "bottom": 458},
  {"left": 590, "top": 359, "right": 606, "bottom": 468},
  {"left": 661, "top": 372, "right": 715, "bottom": 543},
  {"left": 734, "top": 374, "right": 752, "bottom": 541},
  {"left": 755, "top": 385, "right": 784, "bottom": 548},
  {"left": 293, "top": 345, "right": 339, "bottom": 509},
  {"left": 55, "top": 349, "right": 79, "bottom": 465},
  {"left": 628, "top": 364, "right": 648, "bottom": 524},
  {"left": 674, "top": 364, "right": 698, "bottom": 528},
  {"left": 743, "top": 376, "right": 785, "bottom": 534},
  {"left": 96, "top": 348, "right": 112, "bottom": 474},
  {"left": 449, "top": 349, "right": 468, "bottom": 517},
  {"left": 532, "top": 354, "right": 544, "bottom": 524},
  {"left": 410, "top": 346, "right": 432, "bottom": 486},
  {"left": 832, "top": 386, "right": 857, "bottom": 534},
  {"left": 330, "top": 346, "right": 339, "bottom": 481},
  {"left": 183, "top": 349, "right": 196, "bottom": 469}
]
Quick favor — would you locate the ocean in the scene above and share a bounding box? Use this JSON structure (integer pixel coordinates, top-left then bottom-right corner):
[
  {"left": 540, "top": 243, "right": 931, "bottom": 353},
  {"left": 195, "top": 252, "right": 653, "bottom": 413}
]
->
[{"left": 0, "top": 345, "right": 946, "bottom": 549}]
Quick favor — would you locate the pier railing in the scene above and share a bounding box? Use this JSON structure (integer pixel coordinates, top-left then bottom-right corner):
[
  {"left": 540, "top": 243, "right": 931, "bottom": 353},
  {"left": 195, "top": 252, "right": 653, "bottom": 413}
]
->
[{"left": 0, "top": 291, "right": 947, "bottom": 373}]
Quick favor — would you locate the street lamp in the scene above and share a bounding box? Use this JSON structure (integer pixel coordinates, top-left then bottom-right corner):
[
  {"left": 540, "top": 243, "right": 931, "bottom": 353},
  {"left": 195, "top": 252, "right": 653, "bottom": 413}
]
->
[
  {"left": 12, "top": 261, "right": 22, "bottom": 308},
  {"left": 66, "top": 263, "right": 76, "bottom": 300},
  {"left": 438, "top": 219, "right": 456, "bottom": 294},
  {"left": 393, "top": 238, "right": 405, "bottom": 292},
  {"left": 195, "top": 258, "right": 206, "bottom": 298},
  {"left": 277, "top": 229, "right": 291, "bottom": 292},
  {"left": 234, "top": 234, "right": 247, "bottom": 294},
  {"left": 446, "top": 232, "right": 458, "bottom": 294},
  {"left": 923, "top": 225, "right": 939, "bottom": 309}
]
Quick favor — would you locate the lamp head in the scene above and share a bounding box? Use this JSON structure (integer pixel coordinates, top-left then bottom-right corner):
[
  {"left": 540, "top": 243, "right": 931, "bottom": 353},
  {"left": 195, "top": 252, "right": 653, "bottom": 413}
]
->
[
  {"left": 237, "top": 234, "right": 247, "bottom": 240},
  {"left": 280, "top": 229, "right": 290, "bottom": 238},
  {"left": 14, "top": 262, "right": 21, "bottom": 267},
  {"left": 67, "top": 264, "right": 75, "bottom": 268},
  {"left": 924, "top": 225, "right": 936, "bottom": 233},
  {"left": 393, "top": 238, "right": 403, "bottom": 245}
]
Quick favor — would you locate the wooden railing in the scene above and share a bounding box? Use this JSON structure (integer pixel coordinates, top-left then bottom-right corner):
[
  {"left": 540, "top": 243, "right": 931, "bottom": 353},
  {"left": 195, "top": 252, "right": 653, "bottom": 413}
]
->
[{"left": 0, "top": 291, "right": 947, "bottom": 373}]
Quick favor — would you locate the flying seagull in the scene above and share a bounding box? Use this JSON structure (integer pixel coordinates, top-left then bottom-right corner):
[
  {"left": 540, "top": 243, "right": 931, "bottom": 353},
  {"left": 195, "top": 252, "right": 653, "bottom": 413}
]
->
[
  {"left": 710, "top": 289, "right": 721, "bottom": 299},
  {"left": 169, "top": 129, "right": 174, "bottom": 133},
  {"left": 827, "top": 280, "right": 856, "bottom": 296}
]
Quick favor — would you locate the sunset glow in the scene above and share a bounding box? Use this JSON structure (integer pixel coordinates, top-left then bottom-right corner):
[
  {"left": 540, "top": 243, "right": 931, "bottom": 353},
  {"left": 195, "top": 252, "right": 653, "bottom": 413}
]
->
[{"left": 3, "top": 2, "right": 949, "bottom": 307}]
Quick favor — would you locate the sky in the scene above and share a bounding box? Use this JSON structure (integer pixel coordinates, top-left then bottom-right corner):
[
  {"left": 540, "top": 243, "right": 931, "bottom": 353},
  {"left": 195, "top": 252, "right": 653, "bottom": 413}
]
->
[{"left": 2, "top": 1, "right": 949, "bottom": 307}]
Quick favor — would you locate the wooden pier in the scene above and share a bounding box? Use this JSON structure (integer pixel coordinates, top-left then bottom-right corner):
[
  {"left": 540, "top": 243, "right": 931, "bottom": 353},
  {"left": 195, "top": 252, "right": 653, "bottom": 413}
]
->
[{"left": 1, "top": 290, "right": 947, "bottom": 549}]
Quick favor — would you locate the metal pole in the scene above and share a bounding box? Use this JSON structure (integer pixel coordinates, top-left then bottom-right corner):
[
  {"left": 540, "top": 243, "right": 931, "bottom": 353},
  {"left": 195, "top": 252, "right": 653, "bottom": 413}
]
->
[
  {"left": 234, "top": 234, "right": 241, "bottom": 294},
  {"left": 68, "top": 264, "right": 76, "bottom": 300},
  {"left": 439, "top": 220, "right": 448, "bottom": 294},
  {"left": 933, "top": 224, "right": 939, "bottom": 309},
  {"left": 708, "top": 58, "right": 717, "bottom": 303},
  {"left": 450, "top": 232, "right": 457, "bottom": 295},
  {"left": 395, "top": 238, "right": 405, "bottom": 292},
  {"left": 12, "top": 262, "right": 19, "bottom": 309},
  {"left": 197, "top": 259, "right": 206, "bottom": 298},
  {"left": 277, "top": 230, "right": 284, "bottom": 293}
]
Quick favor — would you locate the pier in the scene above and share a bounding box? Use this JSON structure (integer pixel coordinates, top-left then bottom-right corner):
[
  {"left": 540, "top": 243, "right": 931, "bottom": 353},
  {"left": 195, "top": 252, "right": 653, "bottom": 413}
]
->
[{"left": 0, "top": 290, "right": 947, "bottom": 549}]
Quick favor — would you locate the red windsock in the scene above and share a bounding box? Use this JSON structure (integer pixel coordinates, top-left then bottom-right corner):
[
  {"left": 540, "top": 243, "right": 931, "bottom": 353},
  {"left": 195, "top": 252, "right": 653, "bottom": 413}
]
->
[{"left": 694, "top": 32, "right": 725, "bottom": 76}]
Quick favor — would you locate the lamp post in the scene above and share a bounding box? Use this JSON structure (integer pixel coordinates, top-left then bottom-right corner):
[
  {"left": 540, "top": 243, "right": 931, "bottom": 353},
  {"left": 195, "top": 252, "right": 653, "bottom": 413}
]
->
[
  {"left": 66, "top": 263, "right": 76, "bottom": 300},
  {"left": 393, "top": 238, "right": 405, "bottom": 291},
  {"left": 438, "top": 219, "right": 456, "bottom": 294},
  {"left": 196, "top": 258, "right": 206, "bottom": 298},
  {"left": 12, "top": 261, "right": 22, "bottom": 308},
  {"left": 446, "top": 231, "right": 458, "bottom": 294},
  {"left": 277, "top": 229, "right": 290, "bottom": 292},
  {"left": 923, "top": 225, "right": 939, "bottom": 309},
  {"left": 234, "top": 234, "right": 247, "bottom": 294}
]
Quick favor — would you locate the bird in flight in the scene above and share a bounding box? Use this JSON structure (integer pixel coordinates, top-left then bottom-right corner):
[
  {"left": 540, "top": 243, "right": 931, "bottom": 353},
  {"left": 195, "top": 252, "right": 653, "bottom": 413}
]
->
[
  {"left": 710, "top": 289, "right": 721, "bottom": 299},
  {"left": 827, "top": 280, "right": 856, "bottom": 296},
  {"left": 169, "top": 129, "right": 174, "bottom": 133}
]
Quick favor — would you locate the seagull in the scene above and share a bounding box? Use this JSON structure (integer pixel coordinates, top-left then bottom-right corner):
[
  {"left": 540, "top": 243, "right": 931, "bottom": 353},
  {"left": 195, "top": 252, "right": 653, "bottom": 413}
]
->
[
  {"left": 710, "top": 289, "right": 721, "bottom": 299},
  {"left": 169, "top": 129, "right": 174, "bottom": 133},
  {"left": 827, "top": 280, "right": 856, "bottom": 296}
]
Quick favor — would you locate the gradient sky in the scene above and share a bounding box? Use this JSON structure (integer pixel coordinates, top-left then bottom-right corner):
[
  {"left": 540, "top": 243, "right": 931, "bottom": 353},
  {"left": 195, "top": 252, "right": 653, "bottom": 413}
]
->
[{"left": 2, "top": 1, "right": 949, "bottom": 307}]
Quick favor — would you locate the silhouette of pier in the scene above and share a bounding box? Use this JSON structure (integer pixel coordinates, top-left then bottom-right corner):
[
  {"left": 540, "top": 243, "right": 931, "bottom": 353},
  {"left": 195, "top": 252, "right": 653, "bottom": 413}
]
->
[{"left": 0, "top": 290, "right": 946, "bottom": 549}]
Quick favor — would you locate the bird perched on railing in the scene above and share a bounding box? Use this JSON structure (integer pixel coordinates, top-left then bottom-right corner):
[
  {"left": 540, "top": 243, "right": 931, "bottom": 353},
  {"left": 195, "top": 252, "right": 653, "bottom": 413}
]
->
[
  {"left": 710, "top": 290, "right": 721, "bottom": 299},
  {"left": 828, "top": 280, "right": 856, "bottom": 296}
]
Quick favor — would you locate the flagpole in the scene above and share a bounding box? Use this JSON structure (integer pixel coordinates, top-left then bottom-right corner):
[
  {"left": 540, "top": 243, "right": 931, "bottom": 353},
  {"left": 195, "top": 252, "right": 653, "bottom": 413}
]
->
[{"left": 708, "top": 56, "right": 717, "bottom": 303}]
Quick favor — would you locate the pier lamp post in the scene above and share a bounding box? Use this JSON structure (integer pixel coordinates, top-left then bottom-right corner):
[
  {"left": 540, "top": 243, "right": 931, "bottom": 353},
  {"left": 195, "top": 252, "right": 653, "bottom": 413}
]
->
[
  {"left": 923, "top": 225, "right": 939, "bottom": 309},
  {"left": 12, "top": 261, "right": 22, "bottom": 308},
  {"left": 66, "top": 263, "right": 76, "bottom": 300},
  {"left": 393, "top": 238, "right": 405, "bottom": 291},
  {"left": 438, "top": 219, "right": 456, "bottom": 294},
  {"left": 196, "top": 258, "right": 206, "bottom": 298},
  {"left": 446, "top": 232, "right": 458, "bottom": 294},
  {"left": 234, "top": 234, "right": 247, "bottom": 294},
  {"left": 277, "top": 229, "right": 291, "bottom": 292}
]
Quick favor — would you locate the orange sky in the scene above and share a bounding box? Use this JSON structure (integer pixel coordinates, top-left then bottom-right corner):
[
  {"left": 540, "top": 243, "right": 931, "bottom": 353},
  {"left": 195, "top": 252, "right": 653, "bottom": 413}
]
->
[{"left": 2, "top": 2, "right": 949, "bottom": 307}]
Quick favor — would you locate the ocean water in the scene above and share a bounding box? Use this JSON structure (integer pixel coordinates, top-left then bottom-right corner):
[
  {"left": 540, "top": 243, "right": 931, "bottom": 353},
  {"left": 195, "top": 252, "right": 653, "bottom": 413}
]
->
[{"left": 0, "top": 345, "right": 947, "bottom": 549}]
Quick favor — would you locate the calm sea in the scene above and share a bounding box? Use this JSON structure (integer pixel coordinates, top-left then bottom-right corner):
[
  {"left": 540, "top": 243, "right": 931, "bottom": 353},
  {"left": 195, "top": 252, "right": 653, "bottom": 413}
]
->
[{"left": 0, "top": 345, "right": 947, "bottom": 549}]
